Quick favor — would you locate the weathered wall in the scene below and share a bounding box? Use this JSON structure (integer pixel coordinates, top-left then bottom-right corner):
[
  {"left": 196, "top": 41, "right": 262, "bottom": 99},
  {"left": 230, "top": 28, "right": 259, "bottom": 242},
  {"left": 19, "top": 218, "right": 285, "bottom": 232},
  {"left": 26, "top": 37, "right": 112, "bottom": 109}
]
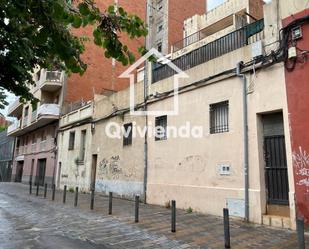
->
[
  {"left": 91, "top": 92, "right": 145, "bottom": 198},
  {"left": 282, "top": 8, "right": 309, "bottom": 224},
  {"left": 56, "top": 123, "right": 92, "bottom": 191},
  {"left": 146, "top": 60, "right": 295, "bottom": 226}
]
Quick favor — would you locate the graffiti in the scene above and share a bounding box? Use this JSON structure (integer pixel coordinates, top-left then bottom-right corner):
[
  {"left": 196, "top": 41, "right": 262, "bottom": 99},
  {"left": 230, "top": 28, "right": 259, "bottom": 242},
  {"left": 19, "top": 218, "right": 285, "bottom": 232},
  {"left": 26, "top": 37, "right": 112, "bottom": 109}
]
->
[
  {"left": 293, "top": 147, "right": 309, "bottom": 187},
  {"left": 293, "top": 146, "right": 309, "bottom": 169},
  {"left": 98, "top": 155, "right": 122, "bottom": 180},
  {"left": 297, "top": 178, "right": 309, "bottom": 187}
]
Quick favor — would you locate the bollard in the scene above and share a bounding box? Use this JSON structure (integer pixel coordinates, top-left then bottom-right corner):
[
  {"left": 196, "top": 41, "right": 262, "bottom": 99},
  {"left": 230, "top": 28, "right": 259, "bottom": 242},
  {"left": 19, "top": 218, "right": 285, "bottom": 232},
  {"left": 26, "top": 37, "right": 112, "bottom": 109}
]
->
[
  {"left": 44, "top": 183, "right": 47, "bottom": 198},
  {"left": 52, "top": 184, "right": 55, "bottom": 201},
  {"left": 29, "top": 181, "right": 32, "bottom": 195},
  {"left": 108, "top": 192, "right": 113, "bottom": 215},
  {"left": 297, "top": 217, "right": 305, "bottom": 249},
  {"left": 63, "top": 185, "right": 67, "bottom": 204},
  {"left": 135, "top": 195, "right": 139, "bottom": 223},
  {"left": 171, "top": 200, "right": 176, "bottom": 233},
  {"left": 90, "top": 189, "right": 95, "bottom": 210},
  {"left": 223, "top": 208, "right": 231, "bottom": 248},
  {"left": 74, "top": 187, "right": 79, "bottom": 207},
  {"left": 36, "top": 182, "right": 39, "bottom": 196}
]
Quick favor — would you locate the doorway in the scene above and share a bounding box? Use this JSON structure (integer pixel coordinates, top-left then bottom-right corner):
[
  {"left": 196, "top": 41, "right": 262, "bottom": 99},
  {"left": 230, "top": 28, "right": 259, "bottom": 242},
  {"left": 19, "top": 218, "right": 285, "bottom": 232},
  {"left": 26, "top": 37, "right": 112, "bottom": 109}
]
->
[
  {"left": 90, "top": 155, "right": 97, "bottom": 190},
  {"left": 15, "top": 161, "right": 24, "bottom": 182},
  {"left": 37, "top": 159, "right": 46, "bottom": 186},
  {"left": 262, "top": 113, "right": 289, "bottom": 209}
]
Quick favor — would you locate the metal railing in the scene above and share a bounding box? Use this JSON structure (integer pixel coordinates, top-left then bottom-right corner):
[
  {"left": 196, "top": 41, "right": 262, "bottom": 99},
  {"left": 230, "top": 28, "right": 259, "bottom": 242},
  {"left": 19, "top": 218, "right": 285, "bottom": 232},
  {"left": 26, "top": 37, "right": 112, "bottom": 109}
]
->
[{"left": 153, "top": 19, "right": 264, "bottom": 83}]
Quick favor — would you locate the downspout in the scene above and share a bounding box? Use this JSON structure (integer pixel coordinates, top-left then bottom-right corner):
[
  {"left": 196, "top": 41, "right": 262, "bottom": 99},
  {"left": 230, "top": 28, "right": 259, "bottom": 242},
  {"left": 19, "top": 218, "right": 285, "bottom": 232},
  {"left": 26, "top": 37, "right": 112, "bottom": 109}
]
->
[
  {"left": 236, "top": 61, "right": 249, "bottom": 222},
  {"left": 143, "top": 0, "right": 151, "bottom": 203}
]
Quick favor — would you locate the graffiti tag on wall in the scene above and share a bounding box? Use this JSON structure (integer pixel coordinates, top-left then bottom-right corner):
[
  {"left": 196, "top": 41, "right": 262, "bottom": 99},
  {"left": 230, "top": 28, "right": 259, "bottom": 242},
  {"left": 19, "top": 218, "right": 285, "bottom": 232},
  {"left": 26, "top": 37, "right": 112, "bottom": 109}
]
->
[
  {"left": 293, "top": 146, "right": 309, "bottom": 188},
  {"left": 98, "top": 155, "right": 122, "bottom": 180}
]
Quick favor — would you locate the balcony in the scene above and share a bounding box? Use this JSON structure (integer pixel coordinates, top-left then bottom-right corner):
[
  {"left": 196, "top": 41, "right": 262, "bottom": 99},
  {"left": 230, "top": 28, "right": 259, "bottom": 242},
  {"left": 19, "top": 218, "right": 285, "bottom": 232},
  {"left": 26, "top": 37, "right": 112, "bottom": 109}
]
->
[
  {"left": 40, "top": 71, "right": 63, "bottom": 92},
  {"left": 8, "top": 104, "right": 60, "bottom": 137},
  {"left": 60, "top": 102, "right": 93, "bottom": 127},
  {"left": 7, "top": 99, "right": 23, "bottom": 117},
  {"left": 153, "top": 19, "right": 264, "bottom": 83},
  {"left": 7, "top": 120, "right": 21, "bottom": 135}
]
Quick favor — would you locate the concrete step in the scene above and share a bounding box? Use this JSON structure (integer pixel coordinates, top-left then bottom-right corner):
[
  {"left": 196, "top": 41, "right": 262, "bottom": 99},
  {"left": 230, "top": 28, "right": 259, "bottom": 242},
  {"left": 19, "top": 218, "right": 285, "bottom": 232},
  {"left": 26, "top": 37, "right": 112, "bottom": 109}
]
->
[{"left": 262, "top": 215, "right": 291, "bottom": 229}]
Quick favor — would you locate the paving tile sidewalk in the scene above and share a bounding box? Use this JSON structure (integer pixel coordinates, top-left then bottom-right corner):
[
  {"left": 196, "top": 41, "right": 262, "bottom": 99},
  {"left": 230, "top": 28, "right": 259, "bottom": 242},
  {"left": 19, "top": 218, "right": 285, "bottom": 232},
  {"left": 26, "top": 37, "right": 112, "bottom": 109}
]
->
[{"left": 1, "top": 182, "right": 308, "bottom": 248}]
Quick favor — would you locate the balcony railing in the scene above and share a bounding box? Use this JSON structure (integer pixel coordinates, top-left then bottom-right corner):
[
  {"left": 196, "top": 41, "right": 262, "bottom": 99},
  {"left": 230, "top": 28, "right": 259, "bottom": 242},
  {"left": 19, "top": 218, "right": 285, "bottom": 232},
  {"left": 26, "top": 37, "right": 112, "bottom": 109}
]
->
[
  {"left": 153, "top": 19, "right": 264, "bottom": 83},
  {"left": 7, "top": 120, "right": 21, "bottom": 134},
  {"left": 7, "top": 98, "right": 23, "bottom": 116},
  {"left": 45, "top": 71, "right": 62, "bottom": 82},
  {"left": 37, "top": 103, "right": 60, "bottom": 117}
]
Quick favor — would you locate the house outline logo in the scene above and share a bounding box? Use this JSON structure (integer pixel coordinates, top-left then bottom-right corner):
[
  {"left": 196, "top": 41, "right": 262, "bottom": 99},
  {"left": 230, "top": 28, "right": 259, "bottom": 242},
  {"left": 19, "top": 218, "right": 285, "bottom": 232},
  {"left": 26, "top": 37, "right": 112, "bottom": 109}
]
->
[{"left": 119, "top": 48, "right": 189, "bottom": 116}]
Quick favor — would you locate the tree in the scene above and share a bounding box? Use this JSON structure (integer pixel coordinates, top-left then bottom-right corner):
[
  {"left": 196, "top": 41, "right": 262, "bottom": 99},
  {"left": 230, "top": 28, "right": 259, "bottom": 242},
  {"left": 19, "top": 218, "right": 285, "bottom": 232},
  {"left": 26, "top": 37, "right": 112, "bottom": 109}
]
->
[{"left": 0, "top": 0, "right": 147, "bottom": 106}]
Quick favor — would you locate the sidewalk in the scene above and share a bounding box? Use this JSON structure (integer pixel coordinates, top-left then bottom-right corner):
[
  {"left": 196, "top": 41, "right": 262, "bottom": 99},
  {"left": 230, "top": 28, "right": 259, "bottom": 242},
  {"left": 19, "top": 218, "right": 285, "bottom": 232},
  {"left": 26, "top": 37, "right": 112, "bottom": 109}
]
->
[{"left": 1, "top": 182, "right": 307, "bottom": 248}]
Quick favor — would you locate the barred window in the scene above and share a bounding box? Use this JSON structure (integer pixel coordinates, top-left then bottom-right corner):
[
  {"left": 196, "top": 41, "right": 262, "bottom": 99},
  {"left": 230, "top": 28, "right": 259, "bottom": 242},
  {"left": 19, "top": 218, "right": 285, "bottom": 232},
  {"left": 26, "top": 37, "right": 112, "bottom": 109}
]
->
[
  {"left": 155, "top": 115, "right": 167, "bottom": 141},
  {"left": 68, "top": 131, "right": 75, "bottom": 150},
  {"left": 123, "top": 123, "right": 133, "bottom": 146},
  {"left": 210, "top": 101, "right": 229, "bottom": 134}
]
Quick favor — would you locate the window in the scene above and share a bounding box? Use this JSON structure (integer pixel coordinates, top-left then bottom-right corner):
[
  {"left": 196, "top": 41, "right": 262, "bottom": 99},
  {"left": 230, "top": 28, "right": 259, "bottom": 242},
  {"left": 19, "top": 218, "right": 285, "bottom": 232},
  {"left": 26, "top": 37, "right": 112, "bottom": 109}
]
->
[
  {"left": 123, "top": 123, "right": 133, "bottom": 146},
  {"left": 80, "top": 130, "right": 87, "bottom": 161},
  {"left": 157, "top": 23, "right": 163, "bottom": 33},
  {"left": 155, "top": 115, "right": 167, "bottom": 141},
  {"left": 32, "top": 134, "right": 36, "bottom": 144},
  {"left": 209, "top": 101, "right": 229, "bottom": 134},
  {"left": 24, "top": 106, "right": 29, "bottom": 117},
  {"left": 157, "top": 42, "right": 162, "bottom": 52},
  {"left": 41, "top": 130, "right": 46, "bottom": 141},
  {"left": 68, "top": 131, "right": 75, "bottom": 150}
]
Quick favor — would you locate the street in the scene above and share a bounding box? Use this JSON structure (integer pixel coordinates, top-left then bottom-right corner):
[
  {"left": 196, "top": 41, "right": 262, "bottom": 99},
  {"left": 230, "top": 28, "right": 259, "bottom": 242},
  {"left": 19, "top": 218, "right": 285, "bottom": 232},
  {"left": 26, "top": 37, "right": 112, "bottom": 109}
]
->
[{"left": 0, "top": 183, "right": 306, "bottom": 249}]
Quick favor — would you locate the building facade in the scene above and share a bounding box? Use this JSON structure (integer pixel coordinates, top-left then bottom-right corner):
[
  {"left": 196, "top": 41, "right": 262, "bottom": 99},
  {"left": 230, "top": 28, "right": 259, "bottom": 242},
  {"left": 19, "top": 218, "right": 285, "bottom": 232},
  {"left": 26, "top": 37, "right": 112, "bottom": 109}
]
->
[
  {"left": 55, "top": 0, "right": 304, "bottom": 230},
  {"left": 280, "top": 0, "right": 309, "bottom": 225},
  {"left": 8, "top": 70, "right": 64, "bottom": 186},
  {"left": 0, "top": 130, "right": 14, "bottom": 182}
]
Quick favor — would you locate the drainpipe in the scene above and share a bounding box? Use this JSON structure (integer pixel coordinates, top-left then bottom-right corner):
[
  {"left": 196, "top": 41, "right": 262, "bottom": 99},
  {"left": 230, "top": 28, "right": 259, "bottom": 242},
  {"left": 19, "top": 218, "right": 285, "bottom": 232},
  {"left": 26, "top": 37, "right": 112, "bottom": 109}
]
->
[
  {"left": 142, "top": 0, "right": 151, "bottom": 203},
  {"left": 236, "top": 62, "right": 249, "bottom": 222}
]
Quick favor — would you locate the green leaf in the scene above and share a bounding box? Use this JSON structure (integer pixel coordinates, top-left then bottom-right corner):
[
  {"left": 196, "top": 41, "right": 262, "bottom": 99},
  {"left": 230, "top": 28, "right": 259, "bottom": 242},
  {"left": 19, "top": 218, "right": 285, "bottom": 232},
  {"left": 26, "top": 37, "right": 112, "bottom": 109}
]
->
[
  {"left": 78, "top": 3, "right": 90, "bottom": 16},
  {"left": 72, "top": 16, "right": 82, "bottom": 28},
  {"left": 107, "top": 5, "right": 115, "bottom": 14}
]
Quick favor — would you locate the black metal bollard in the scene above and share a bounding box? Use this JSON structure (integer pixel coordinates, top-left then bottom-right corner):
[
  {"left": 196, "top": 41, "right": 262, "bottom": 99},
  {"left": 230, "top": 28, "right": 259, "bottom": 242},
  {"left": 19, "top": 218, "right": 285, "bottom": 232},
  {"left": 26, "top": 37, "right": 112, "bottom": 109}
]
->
[
  {"left": 52, "top": 184, "right": 55, "bottom": 201},
  {"left": 223, "top": 208, "right": 231, "bottom": 248},
  {"left": 74, "top": 187, "right": 78, "bottom": 207},
  {"left": 63, "top": 185, "right": 67, "bottom": 204},
  {"left": 29, "top": 181, "right": 32, "bottom": 195},
  {"left": 44, "top": 183, "right": 47, "bottom": 198},
  {"left": 297, "top": 217, "right": 305, "bottom": 249},
  {"left": 135, "top": 195, "right": 139, "bottom": 223},
  {"left": 90, "top": 189, "right": 95, "bottom": 210},
  {"left": 108, "top": 192, "right": 113, "bottom": 215},
  {"left": 36, "top": 182, "right": 39, "bottom": 196},
  {"left": 171, "top": 200, "right": 176, "bottom": 233}
]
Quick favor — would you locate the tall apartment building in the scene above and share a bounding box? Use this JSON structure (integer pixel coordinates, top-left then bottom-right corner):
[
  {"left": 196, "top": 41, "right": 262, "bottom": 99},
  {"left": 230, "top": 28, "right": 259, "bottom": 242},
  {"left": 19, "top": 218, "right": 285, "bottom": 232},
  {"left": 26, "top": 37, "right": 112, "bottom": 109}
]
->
[
  {"left": 147, "top": 0, "right": 206, "bottom": 54},
  {"left": 7, "top": 1, "right": 206, "bottom": 187}
]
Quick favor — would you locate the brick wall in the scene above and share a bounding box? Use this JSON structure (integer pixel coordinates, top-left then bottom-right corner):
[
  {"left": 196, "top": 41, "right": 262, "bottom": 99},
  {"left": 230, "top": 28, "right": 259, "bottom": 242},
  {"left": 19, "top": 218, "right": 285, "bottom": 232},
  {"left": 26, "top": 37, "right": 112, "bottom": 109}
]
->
[{"left": 65, "top": 0, "right": 146, "bottom": 104}]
